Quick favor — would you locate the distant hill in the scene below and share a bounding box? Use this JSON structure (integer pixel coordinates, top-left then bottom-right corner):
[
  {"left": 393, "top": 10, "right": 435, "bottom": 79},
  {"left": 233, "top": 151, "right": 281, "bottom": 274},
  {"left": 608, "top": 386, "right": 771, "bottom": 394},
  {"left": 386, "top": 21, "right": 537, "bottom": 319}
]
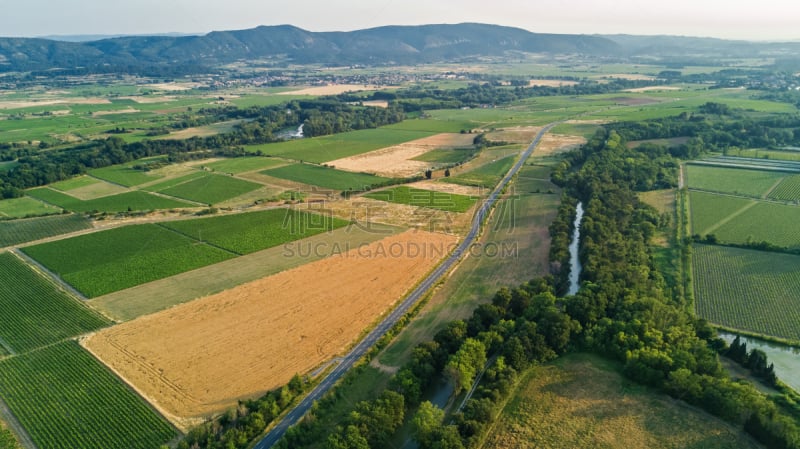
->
[
  {"left": 0, "top": 23, "right": 618, "bottom": 73},
  {"left": 2, "top": 23, "right": 800, "bottom": 74}
]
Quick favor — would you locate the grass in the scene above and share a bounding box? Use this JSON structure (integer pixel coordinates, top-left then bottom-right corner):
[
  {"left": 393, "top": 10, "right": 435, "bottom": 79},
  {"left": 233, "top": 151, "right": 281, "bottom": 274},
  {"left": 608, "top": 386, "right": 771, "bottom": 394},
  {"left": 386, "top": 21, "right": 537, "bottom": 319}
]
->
[
  {"left": 446, "top": 155, "right": 517, "bottom": 188},
  {"left": 482, "top": 353, "right": 760, "bottom": 449},
  {"left": 262, "top": 163, "right": 392, "bottom": 190},
  {"left": 380, "top": 165, "right": 560, "bottom": 366},
  {"left": 140, "top": 171, "right": 209, "bottom": 192},
  {"left": 0, "top": 341, "right": 177, "bottom": 449},
  {"left": 245, "top": 128, "right": 435, "bottom": 163},
  {"left": 383, "top": 118, "right": 479, "bottom": 133},
  {"left": 0, "top": 197, "right": 61, "bottom": 219},
  {"left": 551, "top": 123, "right": 602, "bottom": 139},
  {"left": 26, "top": 188, "right": 193, "bottom": 213},
  {"left": 161, "top": 208, "right": 349, "bottom": 255},
  {"left": 0, "top": 424, "right": 18, "bottom": 449},
  {"left": 686, "top": 164, "right": 787, "bottom": 198},
  {"left": 688, "top": 191, "right": 755, "bottom": 236},
  {"left": 364, "top": 186, "right": 477, "bottom": 213},
  {"left": 0, "top": 214, "right": 91, "bottom": 248},
  {"left": 693, "top": 244, "right": 800, "bottom": 341},
  {"left": 50, "top": 176, "right": 100, "bottom": 191},
  {"left": 639, "top": 189, "right": 675, "bottom": 215},
  {"left": 203, "top": 157, "right": 287, "bottom": 174},
  {"left": 89, "top": 165, "right": 164, "bottom": 187},
  {"left": 21, "top": 224, "right": 236, "bottom": 297},
  {"left": 412, "top": 148, "right": 479, "bottom": 164},
  {"left": 156, "top": 173, "right": 262, "bottom": 205},
  {"left": 0, "top": 253, "right": 109, "bottom": 353}
]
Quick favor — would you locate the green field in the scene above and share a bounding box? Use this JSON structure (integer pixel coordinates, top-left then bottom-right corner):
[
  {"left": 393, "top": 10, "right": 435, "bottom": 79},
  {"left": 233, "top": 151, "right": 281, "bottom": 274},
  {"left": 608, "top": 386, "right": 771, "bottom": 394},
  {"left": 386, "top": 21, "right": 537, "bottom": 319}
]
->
[
  {"left": 0, "top": 253, "right": 109, "bottom": 353},
  {"left": 262, "top": 163, "right": 392, "bottom": 190},
  {"left": 140, "top": 171, "right": 208, "bottom": 192},
  {"left": 245, "top": 128, "right": 434, "bottom": 163},
  {"left": 384, "top": 118, "right": 478, "bottom": 133},
  {"left": 686, "top": 164, "right": 787, "bottom": 197},
  {"left": 712, "top": 202, "right": 800, "bottom": 249},
  {"left": 204, "top": 157, "right": 288, "bottom": 174},
  {"left": 0, "top": 197, "right": 61, "bottom": 219},
  {"left": 27, "top": 188, "right": 192, "bottom": 213},
  {"left": 768, "top": 174, "right": 800, "bottom": 201},
  {"left": 412, "top": 147, "right": 478, "bottom": 164},
  {"left": 693, "top": 244, "right": 800, "bottom": 341},
  {"left": 89, "top": 165, "right": 164, "bottom": 187},
  {"left": 482, "top": 354, "right": 761, "bottom": 449},
  {"left": 363, "top": 186, "right": 477, "bottom": 212},
  {"left": 0, "top": 424, "right": 18, "bottom": 449},
  {"left": 688, "top": 191, "right": 755, "bottom": 236},
  {"left": 446, "top": 154, "right": 517, "bottom": 188},
  {"left": 0, "top": 341, "right": 176, "bottom": 449},
  {"left": 22, "top": 224, "right": 236, "bottom": 297},
  {"left": 156, "top": 173, "right": 262, "bottom": 204},
  {"left": 161, "top": 208, "right": 349, "bottom": 255},
  {"left": 0, "top": 214, "right": 91, "bottom": 248},
  {"left": 50, "top": 176, "right": 100, "bottom": 191}
]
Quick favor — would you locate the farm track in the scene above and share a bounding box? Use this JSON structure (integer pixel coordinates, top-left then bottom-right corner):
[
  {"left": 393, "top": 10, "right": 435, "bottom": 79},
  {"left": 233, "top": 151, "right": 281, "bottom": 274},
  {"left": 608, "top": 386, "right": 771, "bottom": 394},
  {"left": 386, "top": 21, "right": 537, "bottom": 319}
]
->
[
  {"left": 255, "top": 122, "right": 559, "bottom": 448},
  {"left": 699, "top": 200, "right": 757, "bottom": 235}
]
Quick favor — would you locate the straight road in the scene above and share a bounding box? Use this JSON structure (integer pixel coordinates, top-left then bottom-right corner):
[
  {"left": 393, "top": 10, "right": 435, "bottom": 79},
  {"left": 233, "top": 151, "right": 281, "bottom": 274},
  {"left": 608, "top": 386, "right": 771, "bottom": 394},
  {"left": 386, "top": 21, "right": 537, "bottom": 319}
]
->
[{"left": 255, "top": 123, "right": 558, "bottom": 448}]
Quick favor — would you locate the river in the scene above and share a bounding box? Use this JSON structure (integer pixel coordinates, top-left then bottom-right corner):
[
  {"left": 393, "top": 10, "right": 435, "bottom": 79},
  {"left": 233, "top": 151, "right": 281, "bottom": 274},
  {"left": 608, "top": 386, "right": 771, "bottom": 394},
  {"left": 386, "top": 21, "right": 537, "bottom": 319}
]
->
[
  {"left": 566, "top": 202, "right": 584, "bottom": 296},
  {"left": 275, "top": 123, "right": 304, "bottom": 140},
  {"left": 718, "top": 331, "right": 800, "bottom": 393}
]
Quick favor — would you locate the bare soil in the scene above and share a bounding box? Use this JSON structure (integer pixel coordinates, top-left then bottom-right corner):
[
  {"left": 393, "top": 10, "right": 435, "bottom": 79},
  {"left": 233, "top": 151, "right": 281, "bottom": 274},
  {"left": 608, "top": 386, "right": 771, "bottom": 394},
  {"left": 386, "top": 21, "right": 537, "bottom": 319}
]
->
[
  {"left": 84, "top": 230, "right": 457, "bottom": 420},
  {"left": 528, "top": 80, "right": 579, "bottom": 87},
  {"left": 277, "top": 84, "right": 387, "bottom": 96},
  {"left": 534, "top": 133, "right": 587, "bottom": 157}
]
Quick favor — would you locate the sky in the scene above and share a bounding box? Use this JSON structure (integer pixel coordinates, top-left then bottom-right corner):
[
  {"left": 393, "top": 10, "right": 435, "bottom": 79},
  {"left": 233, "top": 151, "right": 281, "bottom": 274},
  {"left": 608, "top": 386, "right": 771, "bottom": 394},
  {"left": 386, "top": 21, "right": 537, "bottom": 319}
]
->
[{"left": 2, "top": 0, "right": 798, "bottom": 41}]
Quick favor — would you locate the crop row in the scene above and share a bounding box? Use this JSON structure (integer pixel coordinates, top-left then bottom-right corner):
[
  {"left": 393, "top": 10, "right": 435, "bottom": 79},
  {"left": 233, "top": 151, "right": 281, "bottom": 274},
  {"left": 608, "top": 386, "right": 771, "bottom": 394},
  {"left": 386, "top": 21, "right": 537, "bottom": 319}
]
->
[
  {"left": 693, "top": 244, "right": 800, "bottom": 341},
  {"left": 0, "top": 214, "right": 91, "bottom": 248},
  {"left": 447, "top": 155, "right": 516, "bottom": 188},
  {"left": 26, "top": 188, "right": 192, "bottom": 213},
  {"left": 364, "top": 186, "right": 477, "bottom": 213},
  {"left": 0, "top": 253, "right": 108, "bottom": 353},
  {"left": 155, "top": 173, "right": 262, "bottom": 205},
  {"left": 685, "top": 164, "right": 786, "bottom": 198},
  {"left": 0, "top": 341, "right": 176, "bottom": 449},
  {"left": 767, "top": 174, "right": 800, "bottom": 201},
  {"left": 262, "top": 163, "right": 392, "bottom": 191},
  {"left": 21, "top": 224, "right": 235, "bottom": 298}
]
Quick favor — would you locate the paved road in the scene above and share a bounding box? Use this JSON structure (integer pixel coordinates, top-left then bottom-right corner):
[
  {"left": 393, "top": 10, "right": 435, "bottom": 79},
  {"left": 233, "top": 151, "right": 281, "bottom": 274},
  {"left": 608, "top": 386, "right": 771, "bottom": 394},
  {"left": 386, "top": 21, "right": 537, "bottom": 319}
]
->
[{"left": 255, "top": 123, "right": 558, "bottom": 448}]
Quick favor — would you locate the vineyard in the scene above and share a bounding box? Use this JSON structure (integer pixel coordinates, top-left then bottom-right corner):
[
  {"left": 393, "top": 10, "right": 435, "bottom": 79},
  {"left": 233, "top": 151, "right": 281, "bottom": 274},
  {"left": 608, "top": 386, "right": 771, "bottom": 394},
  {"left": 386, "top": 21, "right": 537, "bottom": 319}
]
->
[
  {"left": 0, "top": 197, "right": 61, "bottom": 219},
  {"left": 712, "top": 202, "right": 800, "bottom": 249},
  {"left": 204, "top": 156, "right": 287, "bottom": 174},
  {"left": 0, "top": 214, "right": 91, "bottom": 248},
  {"left": 0, "top": 253, "right": 108, "bottom": 353},
  {"left": 21, "top": 224, "right": 236, "bottom": 297},
  {"left": 0, "top": 341, "right": 176, "bottom": 449},
  {"left": 26, "top": 188, "right": 192, "bottom": 213},
  {"left": 262, "top": 163, "right": 392, "bottom": 190},
  {"left": 364, "top": 186, "right": 477, "bottom": 212},
  {"left": 161, "top": 208, "right": 349, "bottom": 255},
  {"left": 685, "top": 164, "right": 786, "bottom": 197},
  {"left": 155, "top": 173, "right": 262, "bottom": 205},
  {"left": 768, "top": 174, "right": 800, "bottom": 201},
  {"left": 89, "top": 163, "right": 165, "bottom": 187},
  {"left": 688, "top": 191, "right": 754, "bottom": 235},
  {"left": 693, "top": 244, "right": 800, "bottom": 341}
]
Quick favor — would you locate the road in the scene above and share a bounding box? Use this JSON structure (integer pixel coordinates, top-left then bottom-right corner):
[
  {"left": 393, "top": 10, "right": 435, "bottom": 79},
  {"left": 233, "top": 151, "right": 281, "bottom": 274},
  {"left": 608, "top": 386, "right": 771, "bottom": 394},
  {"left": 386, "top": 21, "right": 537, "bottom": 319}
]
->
[{"left": 255, "top": 123, "right": 558, "bottom": 448}]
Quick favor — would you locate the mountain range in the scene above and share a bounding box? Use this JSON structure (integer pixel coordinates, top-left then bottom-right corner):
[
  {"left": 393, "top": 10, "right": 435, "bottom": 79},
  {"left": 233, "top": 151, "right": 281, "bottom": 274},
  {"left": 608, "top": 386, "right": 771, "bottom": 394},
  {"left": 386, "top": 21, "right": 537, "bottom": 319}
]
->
[{"left": 1, "top": 23, "right": 798, "bottom": 73}]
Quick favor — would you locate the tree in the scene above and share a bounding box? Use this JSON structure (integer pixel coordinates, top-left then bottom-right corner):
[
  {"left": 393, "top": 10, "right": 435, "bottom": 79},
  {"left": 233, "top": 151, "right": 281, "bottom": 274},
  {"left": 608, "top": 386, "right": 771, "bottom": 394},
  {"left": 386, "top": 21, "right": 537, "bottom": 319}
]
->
[
  {"left": 411, "top": 401, "right": 445, "bottom": 445},
  {"left": 445, "top": 338, "right": 487, "bottom": 395}
]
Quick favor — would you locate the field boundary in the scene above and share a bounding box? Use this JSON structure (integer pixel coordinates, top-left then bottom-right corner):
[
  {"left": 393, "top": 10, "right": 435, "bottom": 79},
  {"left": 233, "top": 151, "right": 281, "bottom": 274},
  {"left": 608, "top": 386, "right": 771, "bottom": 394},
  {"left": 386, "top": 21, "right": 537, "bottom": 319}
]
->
[
  {"left": 9, "top": 249, "right": 87, "bottom": 301},
  {"left": 0, "top": 396, "right": 36, "bottom": 449},
  {"left": 699, "top": 199, "right": 757, "bottom": 235}
]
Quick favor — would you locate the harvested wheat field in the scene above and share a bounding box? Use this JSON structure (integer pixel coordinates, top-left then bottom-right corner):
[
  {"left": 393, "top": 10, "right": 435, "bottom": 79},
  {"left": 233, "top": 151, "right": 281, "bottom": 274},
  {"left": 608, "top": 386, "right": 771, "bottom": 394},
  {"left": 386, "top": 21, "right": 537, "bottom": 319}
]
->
[
  {"left": 84, "top": 230, "right": 457, "bottom": 420},
  {"left": 278, "top": 84, "right": 386, "bottom": 96},
  {"left": 487, "top": 126, "right": 542, "bottom": 144},
  {"left": 327, "top": 133, "right": 475, "bottom": 178}
]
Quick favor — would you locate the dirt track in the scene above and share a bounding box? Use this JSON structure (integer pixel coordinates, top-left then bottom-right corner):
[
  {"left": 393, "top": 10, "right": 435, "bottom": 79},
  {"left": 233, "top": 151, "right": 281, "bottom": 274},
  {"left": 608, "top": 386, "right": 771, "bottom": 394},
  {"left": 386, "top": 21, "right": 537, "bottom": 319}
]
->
[{"left": 84, "top": 230, "right": 457, "bottom": 420}]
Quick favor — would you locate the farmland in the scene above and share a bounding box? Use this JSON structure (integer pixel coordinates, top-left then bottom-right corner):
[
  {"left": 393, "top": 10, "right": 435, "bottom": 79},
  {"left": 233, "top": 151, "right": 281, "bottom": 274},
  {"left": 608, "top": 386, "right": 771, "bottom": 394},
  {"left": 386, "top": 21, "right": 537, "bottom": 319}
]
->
[
  {"left": 0, "top": 214, "right": 91, "bottom": 248},
  {"left": 21, "top": 224, "right": 236, "bottom": 297},
  {"left": 262, "top": 163, "right": 392, "bottom": 190},
  {"left": 89, "top": 163, "right": 164, "bottom": 187},
  {"left": 161, "top": 208, "right": 349, "bottom": 255},
  {"left": 26, "top": 188, "right": 193, "bottom": 213},
  {"left": 0, "top": 197, "right": 60, "bottom": 219},
  {"left": 154, "top": 173, "right": 262, "bottom": 205},
  {"left": 0, "top": 341, "right": 176, "bottom": 449},
  {"left": 693, "top": 244, "right": 800, "bottom": 341},
  {"left": 412, "top": 147, "right": 479, "bottom": 164},
  {"left": 711, "top": 202, "right": 800, "bottom": 249},
  {"left": 246, "top": 128, "right": 435, "bottom": 163},
  {"left": 446, "top": 154, "right": 518, "bottom": 187},
  {"left": 204, "top": 156, "right": 288, "bottom": 174},
  {"left": 689, "top": 191, "right": 755, "bottom": 236},
  {"left": 686, "top": 164, "right": 786, "bottom": 197},
  {"left": 363, "top": 186, "right": 477, "bottom": 213},
  {"left": 768, "top": 174, "right": 800, "bottom": 201},
  {"left": 0, "top": 253, "right": 108, "bottom": 353},
  {"left": 482, "top": 354, "right": 760, "bottom": 449},
  {"left": 85, "top": 230, "right": 458, "bottom": 418}
]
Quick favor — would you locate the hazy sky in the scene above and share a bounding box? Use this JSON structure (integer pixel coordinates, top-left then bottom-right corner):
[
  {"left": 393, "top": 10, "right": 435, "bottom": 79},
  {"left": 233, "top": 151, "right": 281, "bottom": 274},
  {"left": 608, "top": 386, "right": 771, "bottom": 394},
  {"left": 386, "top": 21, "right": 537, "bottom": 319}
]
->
[{"left": 3, "top": 0, "right": 798, "bottom": 41}]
